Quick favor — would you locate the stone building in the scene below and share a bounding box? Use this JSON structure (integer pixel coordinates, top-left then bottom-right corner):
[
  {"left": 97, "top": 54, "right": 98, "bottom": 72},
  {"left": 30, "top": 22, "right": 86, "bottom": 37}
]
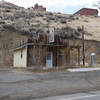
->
[{"left": 34, "top": 3, "right": 46, "bottom": 12}]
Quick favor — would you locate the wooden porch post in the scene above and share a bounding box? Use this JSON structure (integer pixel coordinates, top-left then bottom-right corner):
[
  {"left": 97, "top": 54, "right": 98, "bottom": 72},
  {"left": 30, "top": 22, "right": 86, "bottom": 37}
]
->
[
  {"left": 53, "top": 46, "right": 57, "bottom": 67},
  {"left": 68, "top": 48, "right": 70, "bottom": 65},
  {"left": 66, "top": 47, "right": 70, "bottom": 65},
  {"left": 78, "top": 47, "right": 80, "bottom": 66},
  {"left": 42, "top": 46, "right": 46, "bottom": 67}
]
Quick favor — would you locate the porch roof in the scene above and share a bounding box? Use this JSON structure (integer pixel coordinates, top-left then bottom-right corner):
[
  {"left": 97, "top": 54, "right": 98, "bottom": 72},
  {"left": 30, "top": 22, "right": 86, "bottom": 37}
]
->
[{"left": 11, "top": 42, "right": 81, "bottom": 51}]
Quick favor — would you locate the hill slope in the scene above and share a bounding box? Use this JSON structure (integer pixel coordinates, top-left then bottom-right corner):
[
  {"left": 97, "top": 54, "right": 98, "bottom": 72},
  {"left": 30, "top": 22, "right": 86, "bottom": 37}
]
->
[{"left": 0, "top": 1, "right": 100, "bottom": 41}]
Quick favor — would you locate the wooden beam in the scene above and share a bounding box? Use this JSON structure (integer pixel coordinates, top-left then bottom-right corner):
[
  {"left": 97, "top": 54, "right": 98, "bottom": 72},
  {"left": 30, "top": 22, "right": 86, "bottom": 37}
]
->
[{"left": 78, "top": 48, "right": 80, "bottom": 66}]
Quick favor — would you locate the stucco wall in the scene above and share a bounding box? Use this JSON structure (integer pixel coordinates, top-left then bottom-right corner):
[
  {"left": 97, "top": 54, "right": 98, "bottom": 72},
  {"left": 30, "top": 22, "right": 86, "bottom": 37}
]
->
[
  {"left": 13, "top": 46, "right": 27, "bottom": 67},
  {"left": 69, "top": 39, "right": 100, "bottom": 66}
]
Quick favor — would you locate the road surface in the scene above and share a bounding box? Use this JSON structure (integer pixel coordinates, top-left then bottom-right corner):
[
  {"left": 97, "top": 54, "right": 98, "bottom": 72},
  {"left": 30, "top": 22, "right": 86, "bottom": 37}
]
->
[
  {"left": 0, "top": 68, "right": 100, "bottom": 100},
  {"left": 32, "top": 90, "right": 100, "bottom": 100}
]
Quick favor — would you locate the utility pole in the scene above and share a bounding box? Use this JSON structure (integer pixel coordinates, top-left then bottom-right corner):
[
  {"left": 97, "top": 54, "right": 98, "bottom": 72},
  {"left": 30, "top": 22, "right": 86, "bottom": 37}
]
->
[
  {"left": 82, "top": 25, "right": 85, "bottom": 66},
  {"left": 2, "top": 0, "right": 4, "bottom": 7},
  {"left": 2, "top": 0, "right": 5, "bottom": 19},
  {"left": 2, "top": 0, "right": 4, "bottom": 2}
]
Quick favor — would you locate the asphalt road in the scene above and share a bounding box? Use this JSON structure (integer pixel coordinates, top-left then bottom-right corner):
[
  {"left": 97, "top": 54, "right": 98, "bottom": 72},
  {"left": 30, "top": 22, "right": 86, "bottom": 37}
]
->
[
  {"left": 1, "top": 68, "right": 100, "bottom": 100},
  {"left": 32, "top": 90, "right": 100, "bottom": 100}
]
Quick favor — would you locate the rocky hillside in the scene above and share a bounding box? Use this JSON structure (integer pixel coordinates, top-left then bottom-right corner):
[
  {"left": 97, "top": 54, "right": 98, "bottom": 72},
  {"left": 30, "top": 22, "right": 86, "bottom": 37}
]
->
[{"left": 0, "top": 1, "right": 100, "bottom": 41}]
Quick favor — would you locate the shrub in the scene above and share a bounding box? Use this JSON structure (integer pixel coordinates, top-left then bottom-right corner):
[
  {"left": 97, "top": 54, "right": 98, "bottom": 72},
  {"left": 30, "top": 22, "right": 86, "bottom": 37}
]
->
[
  {"left": 36, "top": 13, "right": 43, "bottom": 17},
  {"left": 77, "top": 26, "right": 82, "bottom": 32},
  {"left": 59, "top": 26, "right": 81, "bottom": 39},
  {"left": 60, "top": 19, "right": 66, "bottom": 24},
  {"left": 20, "top": 30, "right": 30, "bottom": 35},
  {"left": 5, "top": 10, "right": 11, "bottom": 12},
  {"left": 36, "top": 29, "right": 44, "bottom": 34},
  {"left": 3, "top": 24, "right": 16, "bottom": 31},
  {"left": 57, "top": 12, "right": 61, "bottom": 14},
  {"left": 75, "top": 31, "right": 80, "bottom": 36},
  {"left": 29, "top": 28, "right": 35, "bottom": 32},
  {"left": 83, "top": 20, "right": 88, "bottom": 22},
  {"left": 56, "top": 15, "right": 63, "bottom": 19},
  {"left": 0, "top": 21, "right": 5, "bottom": 24},
  {"left": 76, "top": 17, "right": 79, "bottom": 20},
  {"left": 48, "top": 16, "right": 55, "bottom": 20},
  {"left": 68, "top": 15, "right": 75, "bottom": 21},
  {"left": 46, "top": 12, "right": 53, "bottom": 15}
]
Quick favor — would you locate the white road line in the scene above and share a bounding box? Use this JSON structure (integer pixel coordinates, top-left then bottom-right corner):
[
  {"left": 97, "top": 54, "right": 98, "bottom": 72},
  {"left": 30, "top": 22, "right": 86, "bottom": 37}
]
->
[{"left": 60, "top": 94, "right": 100, "bottom": 100}]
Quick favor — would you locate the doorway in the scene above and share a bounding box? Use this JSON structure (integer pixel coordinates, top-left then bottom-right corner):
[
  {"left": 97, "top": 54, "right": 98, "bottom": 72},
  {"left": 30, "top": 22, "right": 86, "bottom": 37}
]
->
[{"left": 46, "top": 52, "right": 53, "bottom": 68}]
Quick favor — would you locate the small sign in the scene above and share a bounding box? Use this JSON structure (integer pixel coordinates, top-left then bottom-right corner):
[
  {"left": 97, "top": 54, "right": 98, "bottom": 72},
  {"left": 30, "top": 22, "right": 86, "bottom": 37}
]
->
[{"left": 49, "top": 28, "right": 54, "bottom": 43}]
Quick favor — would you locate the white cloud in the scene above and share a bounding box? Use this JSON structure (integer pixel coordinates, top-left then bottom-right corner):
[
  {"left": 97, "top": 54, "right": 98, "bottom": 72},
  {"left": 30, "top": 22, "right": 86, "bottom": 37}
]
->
[{"left": 0, "top": 0, "right": 99, "bottom": 8}]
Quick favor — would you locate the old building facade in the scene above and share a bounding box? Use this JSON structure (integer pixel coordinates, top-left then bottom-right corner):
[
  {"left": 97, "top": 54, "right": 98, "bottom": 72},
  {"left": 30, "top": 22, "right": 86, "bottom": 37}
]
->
[
  {"left": 0, "top": 29, "right": 100, "bottom": 68},
  {"left": 13, "top": 34, "right": 81, "bottom": 68}
]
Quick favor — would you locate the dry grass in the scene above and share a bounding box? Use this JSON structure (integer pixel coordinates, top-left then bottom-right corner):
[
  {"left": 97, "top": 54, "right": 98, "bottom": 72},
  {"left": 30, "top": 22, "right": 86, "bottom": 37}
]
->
[{"left": 68, "top": 15, "right": 100, "bottom": 41}]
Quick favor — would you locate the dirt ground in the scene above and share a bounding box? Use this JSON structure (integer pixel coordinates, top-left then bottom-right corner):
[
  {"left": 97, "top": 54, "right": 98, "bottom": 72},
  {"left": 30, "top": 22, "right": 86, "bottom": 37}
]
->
[{"left": 0, "top": 67, "right": 100, "bottom": 100}]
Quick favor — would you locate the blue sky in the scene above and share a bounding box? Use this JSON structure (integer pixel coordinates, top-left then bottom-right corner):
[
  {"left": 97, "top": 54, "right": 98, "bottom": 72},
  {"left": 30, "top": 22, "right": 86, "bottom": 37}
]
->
[
  {"left": 0, "top": 0, "right": 99, "bottom": 14},
  {"left": 48, "top": 5, "right": 86, "bottom": 14}
]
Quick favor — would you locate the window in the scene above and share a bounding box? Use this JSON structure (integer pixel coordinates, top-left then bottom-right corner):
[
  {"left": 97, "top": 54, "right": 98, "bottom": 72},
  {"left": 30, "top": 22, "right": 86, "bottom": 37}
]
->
[{"left": 21, "top": 50, "right": 23, "bottom": 59}]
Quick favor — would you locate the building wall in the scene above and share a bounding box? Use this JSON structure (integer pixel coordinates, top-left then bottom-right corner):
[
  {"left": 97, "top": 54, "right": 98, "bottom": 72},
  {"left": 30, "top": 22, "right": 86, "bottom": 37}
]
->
[
  {"left": 27, "top": 45, "right": 45, "bottom": 67},
  {"left": 69, "top": 39, "right": 100, "bottom": 66},
  {"left": 13, "top": 46, "right": 27, "bottom": 67},
  {"left": 27, "top": 45, "right": 71, "bottom": 68},
  {"left": 75, "top": 8, "right": 98, "bottom": 15},
  {"left": 84, "top": 40, "right": 100, "bottom": 65},
  {"left": 53, "top": 46, "right": 70, "bottom": 67}
]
